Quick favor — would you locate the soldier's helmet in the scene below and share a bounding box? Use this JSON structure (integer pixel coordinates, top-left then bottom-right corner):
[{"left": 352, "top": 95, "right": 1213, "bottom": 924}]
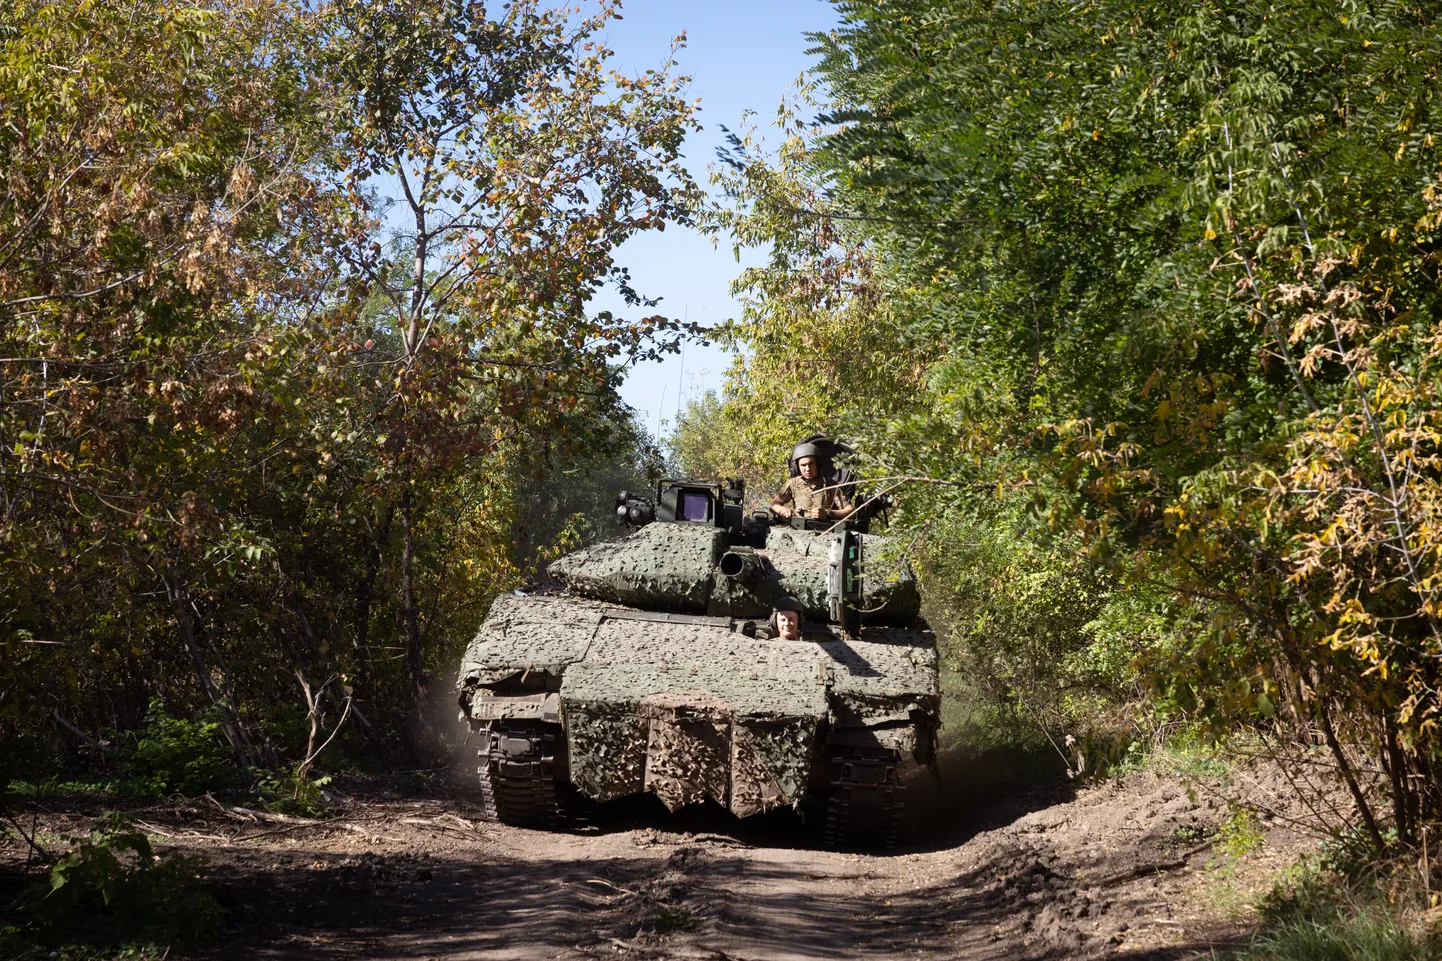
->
[
  {"left": 789, "top": 435, "right": 853, "bottom": 477},
  {"left": 770, "top": 595, "right": 804, "bottom": 636},
  {"left": 773, "top": 595, "right": 803, "bottom": 615},
  {"left": 791, "top": 442, "right": 823, "bottom": 463}
]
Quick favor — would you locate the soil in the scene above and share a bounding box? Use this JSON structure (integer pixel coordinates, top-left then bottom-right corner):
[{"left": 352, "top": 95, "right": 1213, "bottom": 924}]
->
[{"left": 0, "top": 754, "right": 1318, "bottom": 960}]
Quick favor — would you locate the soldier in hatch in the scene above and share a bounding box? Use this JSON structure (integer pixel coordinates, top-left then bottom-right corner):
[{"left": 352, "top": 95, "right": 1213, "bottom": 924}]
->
[
  {"left": 770, "top": 442, "right": 855, "bottom": 520},
  {"left": 771, "top": 596, "right": 804, "bottom": 641}
]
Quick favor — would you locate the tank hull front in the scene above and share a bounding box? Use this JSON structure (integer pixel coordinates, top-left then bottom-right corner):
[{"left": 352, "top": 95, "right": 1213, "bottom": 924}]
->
[{"left": 458, "top": 593, "right": 938, "bottom": 820}]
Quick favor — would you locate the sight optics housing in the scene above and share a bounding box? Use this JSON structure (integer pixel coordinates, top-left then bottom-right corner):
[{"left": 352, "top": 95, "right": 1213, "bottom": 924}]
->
[{"left": 617, "top": 478, "right": 767, "bottom": 546}]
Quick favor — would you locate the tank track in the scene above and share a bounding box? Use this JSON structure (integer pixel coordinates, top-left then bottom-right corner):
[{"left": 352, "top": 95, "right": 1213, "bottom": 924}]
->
[
  {"left": 823, "top": 746, "right": 904, "bottom": 850},
  {"left": 477, "top": 719, "right": 567, "bottom": 829}
]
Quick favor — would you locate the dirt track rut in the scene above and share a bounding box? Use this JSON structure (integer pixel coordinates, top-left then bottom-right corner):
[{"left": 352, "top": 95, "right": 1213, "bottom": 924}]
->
[{"left": 3, "top": 766, "right": 1310, "bottom": 960}]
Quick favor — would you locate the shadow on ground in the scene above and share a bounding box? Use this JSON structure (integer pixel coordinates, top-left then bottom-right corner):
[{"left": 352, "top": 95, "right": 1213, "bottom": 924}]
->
[{"left": 198, "top": 839, "right": 1238, "bottom": 961}]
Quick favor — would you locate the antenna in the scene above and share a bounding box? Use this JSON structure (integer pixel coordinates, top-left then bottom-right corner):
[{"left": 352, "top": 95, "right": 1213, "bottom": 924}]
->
[
  {"left": 657, "top": 386, "right": 666, "bottom": 440},
  {"left": 677, "top": 306, "right": 687, "bottom": 425}
]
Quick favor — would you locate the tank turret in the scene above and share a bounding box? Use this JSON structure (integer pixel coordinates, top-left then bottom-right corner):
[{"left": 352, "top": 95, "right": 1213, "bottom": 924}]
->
[{"left": 546, "top": 512, "right": 919, "bottom": 622}]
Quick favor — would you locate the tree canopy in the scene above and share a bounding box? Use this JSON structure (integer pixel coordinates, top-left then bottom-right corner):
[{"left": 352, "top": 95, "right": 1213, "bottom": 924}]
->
[
  {"left": 1, "top": 0, "right": 691, "bottom": 774},
  {"left": 690, "top": 0, "right": 1442, "bottom": 848}
]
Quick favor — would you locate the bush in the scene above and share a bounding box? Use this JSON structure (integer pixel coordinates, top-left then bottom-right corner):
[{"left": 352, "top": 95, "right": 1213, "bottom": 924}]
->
[
  {"left": 1, "top": 813, "right": 222, "bottom": 957},
  {"left": 123, "top": 700, "right": 236, "bottom": 797},
  {"left": 918, "top": 504, "right": 1131, "bottom": 756}
]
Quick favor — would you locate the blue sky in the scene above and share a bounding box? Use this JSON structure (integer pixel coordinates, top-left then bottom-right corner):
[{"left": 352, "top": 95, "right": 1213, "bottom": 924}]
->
[{"left": 588, "top": 1, "right": 839, "bottom": 438}]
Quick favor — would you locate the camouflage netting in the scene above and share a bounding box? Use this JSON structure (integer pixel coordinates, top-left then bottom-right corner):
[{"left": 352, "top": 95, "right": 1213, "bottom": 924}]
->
[
  {"left": 548, "top": 523, "right": 723, "bottom": 611},
  {"left": 819, "top": 636, "right": 939, "bottom": 755},
  {"left": 455, "top": 593, "right": 599, "bottom": 688},
  {"left": 547, "top": 523, "right": 920, "bottom": 621},
  {"left": 564, "top": 660, "right": 825, "bottom": 814},
  {"left": 456, "top": 590, "right": 938, "bottom": 817}
]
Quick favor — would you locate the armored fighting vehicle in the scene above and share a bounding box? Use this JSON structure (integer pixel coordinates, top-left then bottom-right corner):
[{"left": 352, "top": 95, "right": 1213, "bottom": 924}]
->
[{"left": 456, "top": 441, "right": 939, "bottom": 846}]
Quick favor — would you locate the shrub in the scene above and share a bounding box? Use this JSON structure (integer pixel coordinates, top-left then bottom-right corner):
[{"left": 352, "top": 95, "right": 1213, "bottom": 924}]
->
[
  {"left": 1218, "top": 803, "right": 1266, "bottom": 860},
  {"left": 256, "top": 765, "right": 333, "bottom": 818},
  {"left": 2, "top": 813, "right": 222, "bottom": 955},
  {"left": 123, "top": 700, "right": 236, "bottom": 797}
]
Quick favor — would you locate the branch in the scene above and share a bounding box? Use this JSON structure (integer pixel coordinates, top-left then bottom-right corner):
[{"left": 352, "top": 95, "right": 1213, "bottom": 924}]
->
[
  {"left": 293, "top": 670, "right": 352, "bottom": 797},
  {"left": 780, "top": 202, "right": 979, "bottom": 228},
  {"left": 52, "top": 711, "right": 111, "bottom": 754},
  {"left": 1270, "top": 143, "right": 1434, "bottom": 630},
  {"left": 303, "top": 696, "right": 352, "bottom": 771}
]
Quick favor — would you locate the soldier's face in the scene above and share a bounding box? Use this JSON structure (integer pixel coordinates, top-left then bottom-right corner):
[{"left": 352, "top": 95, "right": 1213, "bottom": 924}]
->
[
  {"left": 798, "top": 456, "right": 819, "bottom": 480},
  {"left": 776, "top": 609, "right": 801, "bottom": 640}
]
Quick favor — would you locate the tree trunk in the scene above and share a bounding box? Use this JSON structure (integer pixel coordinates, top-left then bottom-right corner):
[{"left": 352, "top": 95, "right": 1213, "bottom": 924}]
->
[
  {"left": 352, "top": 505, "right": 392, "bottom": 692},
  {"left": 1318, "top": 695, "right": 1386, "bottom": 854},
  {"left": 1383, "top": 713, "right": 1416, "bottom": 847},
  {"left": 163, "top": 572, "right": 252, "bottom": 768},
  {"left": 400, "top": 485, "right": 424, "bottom": 704},
  {"left": 346, "top": 507, "right": 391, "bottom": 747}
]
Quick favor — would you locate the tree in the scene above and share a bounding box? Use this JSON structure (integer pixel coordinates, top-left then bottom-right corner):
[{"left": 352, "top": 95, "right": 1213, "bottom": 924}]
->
[
  {"left": 713, "top": 0, "right": 1442, "bottom": 845},
  {"left": 0, "top": 0, "right": 705, "bottom": 778},
  {"left": 0, "top": 0, "right": 341, "bottom": 764},
  {"left": 325, "top": 0, "right": 700, "bottom": 709}
]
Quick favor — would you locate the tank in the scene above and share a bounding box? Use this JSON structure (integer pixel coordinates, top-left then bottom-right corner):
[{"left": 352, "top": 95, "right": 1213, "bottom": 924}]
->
[{"left": 455, "top": 470, "right": 940, "bottom": 847}]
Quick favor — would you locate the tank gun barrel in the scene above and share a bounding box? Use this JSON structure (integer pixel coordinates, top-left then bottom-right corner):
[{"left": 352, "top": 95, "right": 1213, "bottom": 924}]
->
[{"left": 718, "top": 550, "right": 764, "bottom": 585}]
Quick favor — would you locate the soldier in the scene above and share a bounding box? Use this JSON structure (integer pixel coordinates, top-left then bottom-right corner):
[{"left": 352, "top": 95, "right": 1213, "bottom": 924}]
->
[
  {"left": 769, "top": 442, "right": 855, "bottom": 520},
  {"left": 771, "top": 596, "right": 804, "bottom": 641}
]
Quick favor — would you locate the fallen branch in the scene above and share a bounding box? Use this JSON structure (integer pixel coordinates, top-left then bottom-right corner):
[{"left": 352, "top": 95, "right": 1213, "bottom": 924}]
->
[
  {"left": 52, "top": 711, "right": 111, "bottom": 754},
  {"left": 205, "top": 797, "right": 313, "bottom": 825},
  {"left": 440, "top": 812, "right": 481, "bottom": 832},
  {"left": 1093, "top": 839, "right": 1215, "bottom": 887},
  {"left": 133, "top": 820, "right": 234, "bottom": 843},
  {"left": 227, "top": 805, "right": 311, "bottom": 824},
  {"left": 340, "top": 822, "right": 402, "bottom": 842},
  {"left": 2, "top": 810, "right": 53, "bottom": 864},
  {"left": 397, "top": 815, "right": 491, "bottom": 837},
  {"left": 236, "top": 817, "right": 352, "bottom": 841}
]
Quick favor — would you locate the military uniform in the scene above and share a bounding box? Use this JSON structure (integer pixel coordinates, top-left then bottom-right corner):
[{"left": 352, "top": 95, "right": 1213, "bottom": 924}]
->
[{"left": 773, "top": 475, "right": 851, "bottom": 517}]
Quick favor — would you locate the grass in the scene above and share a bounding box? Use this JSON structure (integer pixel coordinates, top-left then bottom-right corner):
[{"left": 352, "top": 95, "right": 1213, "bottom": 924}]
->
[
  {"left": 6, "top": 778, "right": 132, "bottom": 798},
  {"left": 1141, "top": 733, "right": 1236, "bottom": 780},
  {"left": 1217, "top": 852, "right": 1442, "bottom": 961},
  {"left": 1226, "top": 912, "right": 1435, "bottom": 961}
]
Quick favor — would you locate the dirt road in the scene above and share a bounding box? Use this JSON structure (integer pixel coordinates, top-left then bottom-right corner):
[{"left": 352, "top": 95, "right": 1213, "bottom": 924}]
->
[{"left": 0, "top": 758, "right": 1314, "bottom": 961}]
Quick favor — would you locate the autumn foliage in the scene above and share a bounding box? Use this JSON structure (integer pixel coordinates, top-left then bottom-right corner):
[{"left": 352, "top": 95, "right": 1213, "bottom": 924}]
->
[{"left": 0, "top": 0, "right": 694, "bottom": 771}]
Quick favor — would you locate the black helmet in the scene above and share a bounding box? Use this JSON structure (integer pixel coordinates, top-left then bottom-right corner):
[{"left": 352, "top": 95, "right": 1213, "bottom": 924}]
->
[{"left": 772, "top": 595, "right": 802, "bottom": 614}]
